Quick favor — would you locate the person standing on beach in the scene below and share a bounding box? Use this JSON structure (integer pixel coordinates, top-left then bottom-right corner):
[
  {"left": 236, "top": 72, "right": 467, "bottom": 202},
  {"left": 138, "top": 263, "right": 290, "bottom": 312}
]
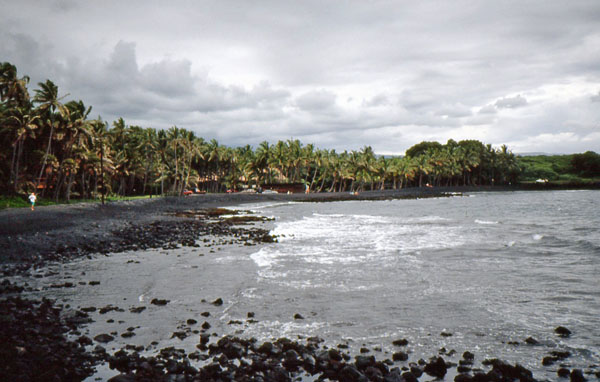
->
[{"left": 28, "top": 192, "right": 36, "bottom": 211}]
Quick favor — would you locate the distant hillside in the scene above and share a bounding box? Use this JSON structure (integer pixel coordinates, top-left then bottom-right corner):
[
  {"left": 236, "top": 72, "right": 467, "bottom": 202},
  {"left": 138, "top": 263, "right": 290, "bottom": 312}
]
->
[
  {"left": 517, "top": 152, "right": 600, "bottom": 183},
  {"left": 516, "top": 152, "right": 558, "bottom": 156}
]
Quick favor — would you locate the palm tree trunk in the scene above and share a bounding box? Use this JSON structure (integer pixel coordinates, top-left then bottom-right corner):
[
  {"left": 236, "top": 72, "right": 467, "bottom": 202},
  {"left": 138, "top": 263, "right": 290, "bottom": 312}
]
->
[
  {"left": 181, "top": 156, "right": 193, "bottom": 195},
  {"left": 328, "top": 177, "right": 336, "bottom": 193},
  {"left": 93, "top": 169, "right": 98, "bottom": 199},
  {"left": 13, "top": 138, "right": 24, "bottom": 193},
  {"left": 10, "top": 140, "right": 18, "bottom": 191},
  {"left": 81, "top": 169, "right": 86, "bottom": 198},
  {"left": 66, "top": 172, "right": 75, "bottom": 201},
  {"left": 36, "top": 122, "right": 54, "bottom": 194},
  {"left": 54, "top": 170, "right": 65, "bottom": 201},
  {"left": 317, "top": 174, "right": 327, "bottom": 193}
]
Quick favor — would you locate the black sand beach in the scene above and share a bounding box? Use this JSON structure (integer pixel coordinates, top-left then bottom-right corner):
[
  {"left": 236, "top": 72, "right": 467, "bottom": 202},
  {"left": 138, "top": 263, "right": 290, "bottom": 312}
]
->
[{"left": 0, "top": 189, "right": 454, "bottom": 268}]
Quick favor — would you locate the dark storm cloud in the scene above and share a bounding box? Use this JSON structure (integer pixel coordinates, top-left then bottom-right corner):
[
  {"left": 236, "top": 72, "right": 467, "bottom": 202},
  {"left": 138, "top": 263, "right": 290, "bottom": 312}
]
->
[{"left": 1, "top": 0, "right": 599, "bottom": 153}]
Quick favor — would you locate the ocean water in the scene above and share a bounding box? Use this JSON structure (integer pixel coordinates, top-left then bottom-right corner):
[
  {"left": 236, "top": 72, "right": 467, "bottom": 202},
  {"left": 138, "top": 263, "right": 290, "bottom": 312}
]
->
[
  {"left": 241, "top": 191, "right": 600, "bottom": 376},
  {"left": 17, "top": 190, "right": 600, "bottom": 380}
]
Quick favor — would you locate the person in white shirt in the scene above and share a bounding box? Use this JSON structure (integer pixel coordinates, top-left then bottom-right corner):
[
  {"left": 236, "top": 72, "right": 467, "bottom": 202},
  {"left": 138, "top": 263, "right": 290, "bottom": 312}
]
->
[{"left": 28, "top": 192, "right": 36, "bottom": 211}]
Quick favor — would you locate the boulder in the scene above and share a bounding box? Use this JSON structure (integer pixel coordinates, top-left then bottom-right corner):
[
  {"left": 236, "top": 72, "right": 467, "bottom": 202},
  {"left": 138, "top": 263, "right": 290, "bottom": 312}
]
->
[{"left": 424, "top": 357, "right": 447, "bottom": 379}]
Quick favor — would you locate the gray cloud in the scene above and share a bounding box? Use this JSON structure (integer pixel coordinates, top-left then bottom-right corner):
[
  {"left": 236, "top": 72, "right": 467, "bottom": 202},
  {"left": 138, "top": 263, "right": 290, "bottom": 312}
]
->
[
  {"left": 478, "top": 105, "right": 498, "bottom": 115},
  {"left": 495, "top": 95, "right": 528, "bottom": 109},
  {"left": 1, "top": 0, "right": 599, "bottom": 154},
  {"left": 295, "top": 90, "right": 337, "bottom": 112}
]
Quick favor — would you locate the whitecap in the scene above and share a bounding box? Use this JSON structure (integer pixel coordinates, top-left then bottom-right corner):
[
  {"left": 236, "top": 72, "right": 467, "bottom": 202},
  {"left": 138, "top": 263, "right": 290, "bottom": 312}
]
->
[
  {"left": 475, "top": 219, "right": 499, "bottom": 225},
  {"left": 532, "top": 234, "right": 544, "bottom": 241},
  {"left": 411, "top": 216, "right": 451, "bottom": 223},
  {"left": 312, "top": 213, "right": 346, "bottom": 218},
  {"left": 250, "top": 248, "right": 276, "bottom": 267}
]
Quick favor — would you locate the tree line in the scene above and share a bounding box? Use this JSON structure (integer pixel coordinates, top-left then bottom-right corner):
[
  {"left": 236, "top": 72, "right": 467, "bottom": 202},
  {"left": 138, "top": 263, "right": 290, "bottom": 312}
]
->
[{"left": 1, "top": 62, "right": 522, "bottom": 201}]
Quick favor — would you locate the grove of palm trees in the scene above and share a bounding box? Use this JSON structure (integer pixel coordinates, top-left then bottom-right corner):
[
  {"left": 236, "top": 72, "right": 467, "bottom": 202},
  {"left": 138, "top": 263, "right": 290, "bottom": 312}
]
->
[{"left": 1, "top": 62, "right": 521, "bottom": 202}]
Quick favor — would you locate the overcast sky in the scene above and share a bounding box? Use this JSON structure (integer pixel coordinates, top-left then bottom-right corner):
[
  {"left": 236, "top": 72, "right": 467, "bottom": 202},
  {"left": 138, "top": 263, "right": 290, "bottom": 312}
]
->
[{"left": 2, "top": 0, "right": 599, "bottom": 154}]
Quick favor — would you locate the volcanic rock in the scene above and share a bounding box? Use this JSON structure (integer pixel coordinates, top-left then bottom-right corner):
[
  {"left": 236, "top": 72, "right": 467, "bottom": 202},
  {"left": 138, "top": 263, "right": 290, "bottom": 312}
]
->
[{"left": 555, "top": 326, "right": 572, "bottom": 337}]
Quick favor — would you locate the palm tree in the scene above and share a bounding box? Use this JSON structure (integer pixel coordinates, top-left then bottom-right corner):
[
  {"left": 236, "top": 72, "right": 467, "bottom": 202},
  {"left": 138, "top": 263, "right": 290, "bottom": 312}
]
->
[
  {"left": 397, "top": 157, "right": 418, "bottom": 189},
  {"left": 376, "top": 156, "right": 392, "bottom": 190},
  {"left": 287, "top": 139, "right": 303, "bottom": 182},
  {"left": 206, "top": 139, "right": 221, "bottom": 192},
  {"left": 358, "top": 146, "right": 376, "bottom": 191},
  {"left": 87, "top": 119, "right": 112, "bottom": 200},
  {"left": 179, "top": 130, "right": 203, "bottom": 195},
  {"left": 270, "top": 140, "right": 288, "bottom": 183},
  {"left": 135, "top": 127, "right": 158, "bottom": 196},
  {"left": 0, "top": 62, "right": 30, "bottom": 107},
  {"left": 414, "top": 153, "right": 433, "bottom": 187},
  {"left": 33, "top": 79, "right": 67, "bottom": 193},
  {"left": 156, "top": 129, "right": 170, "bottom": 195},
  {"left": 55, "top": 100, "right": 92, "bottom": 200},
  {"left": 5, "top": 105, "right": 39, "bottom": 192},
  {"left": 255, "top": 141, "right": 273, "bottom": 184}
]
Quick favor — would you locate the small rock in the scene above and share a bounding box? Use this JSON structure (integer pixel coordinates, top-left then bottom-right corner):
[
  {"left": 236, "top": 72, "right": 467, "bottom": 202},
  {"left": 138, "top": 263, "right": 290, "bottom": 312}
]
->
[
  {"left": 171, "top": 331, "right": 187, "bottom": 340},
  {"left": 557, "top": 368, "right": 570, "bottom": 378},
  {"left": 94, "top": 333, "right": 114, "bottom": 343},
  {"left": 542, "top": 356, "right": 557, "bottom": 366},
  {"left": 525, "top": 336, "right": 539, "bottom": 345},
  {"left": 77, "top": 335, "right": 93, "bottom": 346},
  {"left": 108, "top": 374, "right": 136, "bottom": 382},
  {"left": 555, "top": 326, "right": 572, "bottom": 337},
  {"left": 392, "top": 339, "right": 409, "bottom": 346},
  {"left": 393, "top": 352, "right": 409, "bottom": 362},
  {"left": 199, "top": 333, "right": 210, "bottom": 345},
  {"left": 402, "top": 371, "right": 419, "bottom": 382},
  {"left": 570, "top": 369, "right": 585, "bottom": 382}
]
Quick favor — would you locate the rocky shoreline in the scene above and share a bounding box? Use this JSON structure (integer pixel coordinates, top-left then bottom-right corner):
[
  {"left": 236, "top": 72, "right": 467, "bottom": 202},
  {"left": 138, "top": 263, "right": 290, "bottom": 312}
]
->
[
  {"left": 1, "top": 189, "right": 452, "bottom": 270},
  {"left": 2, "top": 276, "right": 593, "bottom": 382},
  {"left": 1, "top": 189, "right": 598, "bottom": 381}
]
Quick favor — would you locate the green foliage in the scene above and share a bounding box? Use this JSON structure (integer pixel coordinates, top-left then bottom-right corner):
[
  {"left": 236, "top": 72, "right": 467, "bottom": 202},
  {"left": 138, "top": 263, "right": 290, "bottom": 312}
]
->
[
  {"left": 405, "top": 141, "right": 443, "bottom": 158},
  {"left": 518, "top": 153, "right": 600, "bottom": 182},
  {"left": 571, "top": 151, "right": 600, "bottom": 177}
]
